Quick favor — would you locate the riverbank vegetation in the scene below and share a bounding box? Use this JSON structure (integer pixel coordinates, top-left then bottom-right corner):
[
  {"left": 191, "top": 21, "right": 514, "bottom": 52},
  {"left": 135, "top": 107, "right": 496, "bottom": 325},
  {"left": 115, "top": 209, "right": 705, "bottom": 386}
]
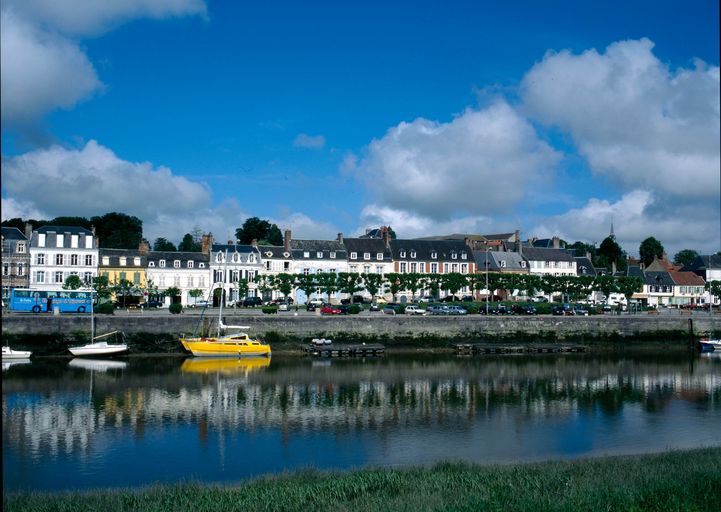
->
[{"left": 5, "top": 448, "right": 720, "bottom": 511}]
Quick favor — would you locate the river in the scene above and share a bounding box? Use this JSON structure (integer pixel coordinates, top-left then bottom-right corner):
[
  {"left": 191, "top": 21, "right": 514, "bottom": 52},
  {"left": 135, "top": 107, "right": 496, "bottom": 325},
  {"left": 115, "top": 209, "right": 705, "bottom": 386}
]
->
[{"left": 3, "top": 351, "right": 720, "bottom": 492}]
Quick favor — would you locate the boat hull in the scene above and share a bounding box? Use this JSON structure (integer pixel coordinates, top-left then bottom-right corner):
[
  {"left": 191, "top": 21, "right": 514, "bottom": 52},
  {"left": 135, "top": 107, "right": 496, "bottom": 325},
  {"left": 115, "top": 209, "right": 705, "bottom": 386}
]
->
[
  {"left": 69, "top": 342, "right": 128, "bottom": 357},
  {"left": 699, "top": 339, "right": 721, "bottom": 352},
  {"left": 2, "top": 349, "right": 32, "bottom": 360},
  {"left": 180, "top": 338, "right": 271, "bottom": 357}
]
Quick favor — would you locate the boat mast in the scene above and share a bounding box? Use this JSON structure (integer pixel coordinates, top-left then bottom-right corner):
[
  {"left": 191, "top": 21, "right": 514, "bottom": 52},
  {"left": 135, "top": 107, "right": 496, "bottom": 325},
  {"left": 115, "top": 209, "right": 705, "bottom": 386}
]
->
[
  {"left": 90, "top": 289, "right": 95, "bottom": 341},
  {"left": 217, "top": 249, "right": 228, "bottom": 337}
]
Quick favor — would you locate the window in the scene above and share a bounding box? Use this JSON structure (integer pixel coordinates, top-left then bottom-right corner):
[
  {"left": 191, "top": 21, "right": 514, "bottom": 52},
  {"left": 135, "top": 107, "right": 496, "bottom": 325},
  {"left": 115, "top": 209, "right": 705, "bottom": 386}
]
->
[
  {"left": 249, "top": 254, "right": 256, "bottom": 263},
  {"left": 83, "top": 272, "right": 92, "bottom": 283},
  {"left": 174, "top": 260, "right": 181, "bottom": 268},
  {"left": 419, "top": 263, "right": 425, "bottom": 273},
  {"left": 521, "top": 261, "right": 526, "bottom": 268},
  {"left": 120, "top": 257, "right": 127, "bottom": 266},
  {"left": 85, "top": 235, "right": 93, "bottom": 249},
  {"left": 133, "top": 273, "right": 140, "bottom": 285},
  {"left": 330, "top": 252, "right": 336, "bottom": 259},
  {"left": 233, "top": 253, "right": 239, "bottom": 262},
  {"left": 317, "top": 251, "right": 323, "bottom": 258},
  {"left": 410, "top": 262, "right": 417, "bottom": 272},
  {"left": 377, "top": 253, "right": 383, "bottom": 260},
  {"left": 36, "top": 253, "right": 45, "bottom": 265},
  {"left": 461, "top": 264, "right": 468, "bottom": 273},
  {"left": 102, "top": 256, "right": 109, "bottom": 265},
  {"left": 283, "top": 262, "right": 290, "bottom": 271},
  {"left": 431, "top": 251, "right": 437, "bottom": 259},
  {"left": 199, "top": 263, "right": 205, "bottom": 268},
  {"left": 54, "top": 271, "right": 64, "bottom": 283},
  {"left": 451, "top": 252, "right": 457, "bottom": 260},
  {"left": 363, "top": 265, "right": 371, "bottom": 273},
  {"left": 350, "top": 252, "right": 358, "bottom": 260},
  {"left": 17, "top": 243, "right": 25, "bottom": 253},
  {"left": 400, "top": 251, "right": 406, "bottom": 258},
  {"left": 444, "top": 263, "right": 449, "bottom": 273},
  {"left": 159, "top": 260, "right": 166, "bottom": 268},
  {"left": 119, "top": 272, "right": 127, "bottom": 281},
  {"left": 410, "top": 251, "right": 416, "bottom": 258},
  {"left": 85, "top": 255, "right": 93, "bottom": 266},
  {"left": 55, "top": 254, "right": 64, "bottom": 266},
  {"left": 56, "top": 234, "right": 64, "bottom": 248},
  {"left": 500, "top": 260, "right": 507, "bottom": 268},
  {"left": 71, "top": 235, "right": 78, "bottom": 248},
  {"left": 38, "top": 234, "right": 46, "bottom": 247},
  {"left": 149, "top": 261, "right": 155, "bottom": 267},
  {"left": 451, "top": 263, "right": 458, "bottom": 272},
  {"left": 362, "top": 252, "right": 369, "bottom": 260},
  {"left": 461, "top": 251, "right": 467, "bottom": 260},
  {"left": 303, "top": 268, "right": 310, "bottom": 275},
  {"left": 431, "top": 263, "right": 438, "bottom": 273},
  {"left": 214, "top": 270, "right": 224, "bottom": 283},
  {"left": 134, "top": 257, "right": 141, "bottom": 266},
  {"left": 216, "top": 253, "right": 223, "bottom": 262},
  {"left": 231, "top": 270, "right": 240, "bottom": 282},
  {"left": 36, "top": 271, "right": 45, "bottom": 283},
  {"left": 18, "top": 263, "right": 25, "bottom": 276},
  {"left": 376, "top": 266, "right": 383, "bottom": 274},
  {"left": 350, "top": 264, "right": 358, "bottom": 273},
  {"left": 304, "top": 251, "right": 310, "bottom": 258},
  {"left": 174, "top": 276, "right": 181, "bottom": 286},
  {"left": 400, "top": 262, "right": 407, "bottom": 272},
  {"left": 2, "top": 264, "right": 8, "bottom": 276}
]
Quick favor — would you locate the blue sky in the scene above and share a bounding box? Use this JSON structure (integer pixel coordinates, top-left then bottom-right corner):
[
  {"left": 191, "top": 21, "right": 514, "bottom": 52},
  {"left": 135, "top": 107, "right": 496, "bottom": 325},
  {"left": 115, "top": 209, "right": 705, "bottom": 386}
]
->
[{"left": 2, "top": 0, "right": 719, "bottom": 256}]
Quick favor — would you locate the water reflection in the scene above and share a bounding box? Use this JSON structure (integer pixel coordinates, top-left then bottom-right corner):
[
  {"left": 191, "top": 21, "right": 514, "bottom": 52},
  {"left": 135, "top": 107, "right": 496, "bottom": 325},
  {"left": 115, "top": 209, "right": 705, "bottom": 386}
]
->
[{"left": 3, "top": 353, "right": 720, "bottom": 491}]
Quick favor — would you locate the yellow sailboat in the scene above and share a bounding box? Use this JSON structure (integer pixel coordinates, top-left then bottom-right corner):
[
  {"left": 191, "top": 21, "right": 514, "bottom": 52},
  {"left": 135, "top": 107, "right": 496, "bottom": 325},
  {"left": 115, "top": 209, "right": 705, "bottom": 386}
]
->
[{"left": 180, "top": 321, "right": 272, "bottom": 357}]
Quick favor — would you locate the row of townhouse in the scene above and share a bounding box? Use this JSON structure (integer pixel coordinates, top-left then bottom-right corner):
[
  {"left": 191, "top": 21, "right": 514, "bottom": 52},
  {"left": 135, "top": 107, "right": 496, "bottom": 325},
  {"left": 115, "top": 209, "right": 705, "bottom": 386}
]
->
[{"left": 3, "top": 224, "right": 718, "bottom": 306}]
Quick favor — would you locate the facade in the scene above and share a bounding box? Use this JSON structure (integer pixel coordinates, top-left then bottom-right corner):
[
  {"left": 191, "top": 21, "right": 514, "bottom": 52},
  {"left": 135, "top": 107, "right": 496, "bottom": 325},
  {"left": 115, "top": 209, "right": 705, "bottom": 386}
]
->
[
  {"left": 98, "top": 248, "right": 148, "bottom": 289},
  {"left": 522, "top": 247, "right": 577, "bottom": 278},
  {"left": 209, "top": 242, "right": 263, "bottom": 304},
  {"left": 686, "top": 254, "right": 721, "bottom": 305},
  {"left": 1, "top": 226, "right": 31, "bottom": 303},
  {"left": 258, "top": 232, "right": 295, "bottom": 302},
  {"left": 28, "top": 226, "right": 98, "bottom": 291},
  {"left": 145, "top": 250, "right": 210, "bottom": 306},
  {"left": 290, "top": 234, "right": 348, "bottom": 303}
]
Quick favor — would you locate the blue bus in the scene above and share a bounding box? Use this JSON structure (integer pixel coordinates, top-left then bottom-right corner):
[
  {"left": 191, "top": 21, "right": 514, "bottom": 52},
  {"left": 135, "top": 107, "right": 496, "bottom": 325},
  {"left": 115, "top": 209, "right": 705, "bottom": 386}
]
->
[{"left": 9, "top": 288, "right": 93, "bottom": 313}]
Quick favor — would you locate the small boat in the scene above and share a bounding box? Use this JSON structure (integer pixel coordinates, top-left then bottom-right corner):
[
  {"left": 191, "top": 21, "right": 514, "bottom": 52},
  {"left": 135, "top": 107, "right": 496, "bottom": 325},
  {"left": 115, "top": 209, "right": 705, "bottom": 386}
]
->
[
  {"left": 311, "top": 338, "right": 333, "bottom": 345},
  {"left": 69, "top": 331, "right": 128, "bottom": 357},
  {"left": 699, "top": 338, "right": 721, "bottom": 352},
  {"left": 2, "top": 345, "right": 32, "bottom": 360}
]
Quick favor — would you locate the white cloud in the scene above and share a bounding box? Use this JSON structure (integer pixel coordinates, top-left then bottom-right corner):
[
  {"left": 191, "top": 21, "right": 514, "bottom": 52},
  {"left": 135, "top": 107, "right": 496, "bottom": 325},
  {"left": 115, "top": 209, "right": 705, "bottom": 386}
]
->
[
  {"left": 357, "top": 204, "right": 494, "bottom": 240},
  {"left": 270, "top": 212, "right": 340, "bottom": 240},
  {"left": 521, "top": 38, "right": 720, "bottom": 199},
  {"left": 1, "top": 139, "right": 211, "bottom": 223},
  {"left": 1, "top": 1, "right": 207, "bottom": 130},
  {"left": 0, "top": 10, "right": 103, "bottom": 129},
  {"left": 293, "top": 133, "right": 326, "bottom": 149},
  {"left": 355, "top": 101, "right": 561, "bottom": 220},
  {"left": 529, "top": 190, "right": 721, "bottom": 257},
  {"left": 2, "top": 0, "right": 207, "bottom": 37},
  {"left": 0, "top": 197, "right": 48, "bottom": 221}
]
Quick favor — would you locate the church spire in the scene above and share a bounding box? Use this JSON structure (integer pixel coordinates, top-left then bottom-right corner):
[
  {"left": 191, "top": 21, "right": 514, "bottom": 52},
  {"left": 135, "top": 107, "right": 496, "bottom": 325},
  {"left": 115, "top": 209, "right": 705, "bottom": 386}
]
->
[{"left": 609, "top": 218, "right": 615, "bottom": 240}]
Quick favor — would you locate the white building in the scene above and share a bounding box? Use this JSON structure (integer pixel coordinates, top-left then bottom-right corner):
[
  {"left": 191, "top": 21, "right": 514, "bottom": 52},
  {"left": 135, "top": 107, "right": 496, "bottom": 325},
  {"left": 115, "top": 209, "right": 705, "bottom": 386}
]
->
[
  {"left": 145, "top": 250, "right": 210, "bottom": 306},
  {"left": 28, "top": 226, "right": 98, "bottom": 291},
  {"left": 290, "top": 233, "right": 348, "bottom": 303},
  {"left": 209, "top": 242, "right": 263, "bottom": 304}
]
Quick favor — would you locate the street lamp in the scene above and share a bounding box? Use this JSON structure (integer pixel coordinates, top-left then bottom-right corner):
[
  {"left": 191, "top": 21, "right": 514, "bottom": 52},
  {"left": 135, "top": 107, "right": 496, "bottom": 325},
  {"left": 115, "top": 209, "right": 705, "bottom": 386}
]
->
[{"left": 485, "top": 245, "right": 490, "bottom": 315}]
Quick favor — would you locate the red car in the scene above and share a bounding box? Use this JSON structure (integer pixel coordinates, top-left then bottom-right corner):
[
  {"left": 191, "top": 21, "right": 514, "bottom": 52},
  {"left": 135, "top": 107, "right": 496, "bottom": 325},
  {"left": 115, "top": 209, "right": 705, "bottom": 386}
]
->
[{"left": 320, "top": 305, "right": 342, "bottom": 315}]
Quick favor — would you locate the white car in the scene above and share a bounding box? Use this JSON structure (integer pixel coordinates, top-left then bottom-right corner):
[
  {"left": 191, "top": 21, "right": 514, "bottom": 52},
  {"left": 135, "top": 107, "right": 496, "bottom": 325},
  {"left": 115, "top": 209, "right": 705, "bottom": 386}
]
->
[
  {"left": 404, "top": 305, "right": 426, "bottom": 315},
  {"left": 308, "top": 298, "right": 324, "bottom": 306}
]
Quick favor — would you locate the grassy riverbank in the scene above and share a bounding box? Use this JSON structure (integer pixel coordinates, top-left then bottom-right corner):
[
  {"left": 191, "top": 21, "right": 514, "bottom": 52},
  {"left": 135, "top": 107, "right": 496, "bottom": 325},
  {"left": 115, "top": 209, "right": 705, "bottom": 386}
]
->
[{"left": 5, "top": 448, "right": 720, "bottom": 512}]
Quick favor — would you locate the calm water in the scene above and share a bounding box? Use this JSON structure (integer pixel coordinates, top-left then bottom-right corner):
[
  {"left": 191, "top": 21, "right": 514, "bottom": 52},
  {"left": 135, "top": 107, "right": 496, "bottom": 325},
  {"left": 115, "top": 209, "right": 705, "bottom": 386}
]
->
[{"left": 3, "top": 351, "right": 720, "bottom": 492}]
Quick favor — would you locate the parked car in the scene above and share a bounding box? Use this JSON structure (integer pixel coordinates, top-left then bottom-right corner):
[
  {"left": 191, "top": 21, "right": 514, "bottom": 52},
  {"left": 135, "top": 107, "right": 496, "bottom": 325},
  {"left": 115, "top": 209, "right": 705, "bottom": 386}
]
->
[
  {"left": 440, "top": 295, "right": 461, "bottom": 302},
  {"left": 491, "top": 304, "right": 510, "bottom": 315},
  {"left": 404, "top": 305, "right": 426, "bottom": 315},
  {"left": 446, "top": 305, "right": 468, "bottom": 315},
  {"left": 277, "top": 302, "right": 290, "bottom": 311},
  {"left": 461, "top": 295, "right": 474, "bottom": 302},
  {"left": 369, "top": 303, "right": 380, "bottom": 312},
  {"left": 242, "top": 297, "right": 263, "bottom": 307},
  {"left": 530, "top": 296, "right": 549, "bottom": 303},
  {"left": 190, "top": 300, "right": 211, "bottom": 308},
  {"left": 573, "top": 306, "right": 589, "bottom": 316},
  {"left": 373, "top": 296, "right": 388, "bottom": 305},
  {"left": 139, "top": 300, "right": 164, "bottom": 309},
  {"left": 552, "top": 304, "right": 574, "bottom": 316},
  {"left": 416, "top": 296, "right": 436, "bottom": 303},
  {"left": 383, "top": 304, "right": 401, "bottom": 315},
  {"left": 512, "top": 304, "right": 537, "bottom": 315},
  {"left": 426, "top": 305, "right": 450, "bottom": 315},
  {"left": 306, "top": 302, "right": 317, "bottom": 312},
  {"left": 320, "top": 304, "right": 342, "bottom": 315},
  {"left": 308, "top": 298, "right": 325, "bottom": 306}
]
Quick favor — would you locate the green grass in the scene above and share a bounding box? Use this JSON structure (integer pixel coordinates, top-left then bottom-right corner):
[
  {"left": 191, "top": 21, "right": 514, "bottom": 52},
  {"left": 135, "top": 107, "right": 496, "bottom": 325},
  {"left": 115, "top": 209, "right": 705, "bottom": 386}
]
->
[{"left": 5, "top": 448, "right": 721, "bottom": 511}]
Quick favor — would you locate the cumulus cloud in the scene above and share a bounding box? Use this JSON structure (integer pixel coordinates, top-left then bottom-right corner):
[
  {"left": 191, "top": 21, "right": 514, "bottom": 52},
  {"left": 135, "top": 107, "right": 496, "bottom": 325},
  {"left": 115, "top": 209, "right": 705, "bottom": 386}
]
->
[
  {"left": 269, "top": 212, "right": 340, "bottom": 240},
  {"left": 1, "top": 0, "right": 207, "bottom": 130},
  {"left": 528, "top": 190, "right": 720, "bottom": 257},
  {"left": 293, "top": 133, "right": 326, "bottom": 149},
  {"left": 1, "top": 140, "right": 211, "bottom": 222},
  {"left": 357, "top": 204, "right": 495, "bottom": 240},
  {"left": 355, "top": 101, "right": 561, "bottom": 220},
  {"left": 521, "top": 38, "right": 720, "bottom": 199}
]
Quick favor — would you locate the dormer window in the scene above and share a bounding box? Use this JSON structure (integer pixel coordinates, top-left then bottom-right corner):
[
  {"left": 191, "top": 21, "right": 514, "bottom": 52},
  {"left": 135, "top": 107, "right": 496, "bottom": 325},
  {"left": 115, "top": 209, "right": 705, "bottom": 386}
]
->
[
  {"left": 400, "top": 251, "right": 406, "bottom": 258},
  {"left": 159, "top": 260, "right": 166, "bottom": 268},
  {"left": 330, "top": 252, "right": 336, "bottom": 259},
  {"left": 283, "top": 252, "right": 290, "bottom": 258},
  {"left": 119, "top": 257, "right": 127, "bottom": 266},
  {"left": 266, "top": 251, "right": 273, "bottom": 258},
  {"left": 249, "top": 254, "right": 256, "bottom": 263},
  {"left": 521, "top": 261, "right": 526, "bottom": 268},
  {"left": 199, "top": 263, "right": 205, "bottom": 268},
  {"left": 102, "top": 256, "right": 110, "bottom": 265},
  {"left": 451, "top": 252, "right": 457, "bottom": 259},
  {"left": 216, "top": 253, "right": 223, "bottom": 262},
  {"left": 317, "top": 251, "right": 323, "bottom": 258},
  {"left": 17, "top": 243, "right": 25, "bottom": 253},
  {"left": 431, "top": 251, "right": 437, "bottom": 259},
  {"left": 364, "top": 252, "right": 370, "bottom": 260},
  {"left": 500, "top": 260, "right": 507, "bottom": 268},
  {"left": 410, "top": 251, "right": 416, "bottom": 258},
  {"left": 377, "top": 253, "right": 383, "bottom": 260},
  {"left": 233, "top": 253, "right": 239, "bottom": 262},
  {"left": 133, "top": 257, "right": 141, "bottom": 266},
  {"left": 461, "top": 251, "right": 467, "bottom": 260},
  {"left": 350, "top": 252, "right": 358, "bottom": 260},
  {"left": 174, "top": 260, "right": 181, "bottom": 268},
  {"left": 187, "top": 260, "right": 193, "bottom": 268},
  {"left": 303, "top": 251, "right": 310, "bottom": 258},
  {"left": 148, "top": 261, "right": 155, "bottom": 268}
]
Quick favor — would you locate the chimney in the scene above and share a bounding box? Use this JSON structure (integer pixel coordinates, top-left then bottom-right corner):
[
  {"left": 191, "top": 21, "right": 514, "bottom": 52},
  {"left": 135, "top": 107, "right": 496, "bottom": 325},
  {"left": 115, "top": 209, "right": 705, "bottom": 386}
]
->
[
  {"left": 24, "top": 222, "right": 33, "bottom": 240},
  {"left": 228, "top": 240, "right": 234, "bottom": 245},
  {"left": 201, "top": 232, "right": 213, "bottom": 256},
  {"left": 284, "top": 229, "right": 291, "bottom": 252},
  {"left": 251, "top": 238, "right": 258, "bottom": 248},
  {"left": 552, "top": 236, "right": 560, "bottom": 249},
  {"left": 138, "top": 240, "right": 150, "bottom": 255},
  {"left": 381, "top": 226, "right": 390, "bottom": 248},
  {"left": 586, "top": 251, "right": 591, "bottom": 260},
  {"left": 337, "top": 233, "right": 344, "bottom": 244}
]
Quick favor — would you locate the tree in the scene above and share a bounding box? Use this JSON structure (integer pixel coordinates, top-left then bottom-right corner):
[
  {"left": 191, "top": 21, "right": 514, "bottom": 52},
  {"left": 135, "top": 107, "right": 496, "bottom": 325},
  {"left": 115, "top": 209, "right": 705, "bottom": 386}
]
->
[
  {"left": 706, "top": 280, "right": 721, "bottom": 307},
  {"left": 235, "top": 278, "right": 249, "bottom": 301},
  {"left": 90, "top": 275, "right": 112, "bottom": 300},
  {"left": 361, "top": 273, "right": 385, "bottom": 301},
  {"left": 164, "top": 286, "right": 181, "bottom": 304},
  {"left": 673, "top": 249, "right": 699, "bottom": 268},
  {"left": 112, "top": 279, "right": 137, "bottom": 307},
  {"left": 296, "top": 273, "right": 318, "bottom": 303},
  {"left": 597, "top": 236, "right": 626, "bottom": 272},
  {"left": 617, "top": 276, "right": 643, "bottom": 305},
  {"left": 235, "top": 217, "right": 283, "bottom": 245},
  {"left": 178, "top": 233, "right": 201, "bottom": 252},
  {"left": 153, "top": 237, "right": 177, "bottom": 251},
  {"left": 568, "top": 241, "right": 596, "bottom": 259},
  {"left": 385, "top": 273, "right": 404, "bottom": 302},
  {"left": 274, "top": 273, "right": 296, "bottom": 300},
  {"left": 91, "top": 212, "right": 143, "bottom": 249},
  {"left": 315, "top": 272, "right": 339, "bottom": 302},
  {"left": 337, "top": 272, "right": 363, "bottom": 301},
  {"left": 440, "top": 273, "right": 468, "bottom": 298},
  {"left": 639, "top": 237, "right": 664, "bottom": 267},
  {"left": 49, "top": 216, "right": 93, "bottom": 229},
  {"left": 188, "top": 289, "right": 204, "bottom": 305},
  {"left": 63, "top": 275, "right": 83, "bottom": 290},
  {"left": 402, "top": 273, "right": 425, "bottom": 301}
]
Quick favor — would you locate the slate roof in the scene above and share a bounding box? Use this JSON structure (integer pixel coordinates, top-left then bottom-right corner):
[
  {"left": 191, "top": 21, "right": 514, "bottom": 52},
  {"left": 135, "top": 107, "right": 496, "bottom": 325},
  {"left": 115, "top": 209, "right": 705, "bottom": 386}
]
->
[
  {"left": 343, "top": 238, "right": 392, "bottom": 261},
  {"left": 642, "top": 271, "right": 675, "bottom": 286},
  {"left": 99, "top": 249, "right": 147, "bottom": 268},
  {"left": 1, "top": 227, "right": 27, "bottom": 241},
  {"left": 30, "top": 226, "right": 96, "bottom": 248},
  {"left": 257, "top": 245, "right": 293, "bottom": 260},
  {"left": 521, "top": 247, "right": 575, "bottom": 262},
  {"left": 390, "top": 239, "right": 471, "bottom": 261},
  {"left": 575, "top": 257, "right": 597, "bottom": 276},
  {"left": 211, "top": 243, "right": 260, "bottom": 254},
  {"left": 146, "top": 251, "right": 209, "bottom": 264},
  {"left": 291, "top": 240, "right": 347, "bottom": 260}
]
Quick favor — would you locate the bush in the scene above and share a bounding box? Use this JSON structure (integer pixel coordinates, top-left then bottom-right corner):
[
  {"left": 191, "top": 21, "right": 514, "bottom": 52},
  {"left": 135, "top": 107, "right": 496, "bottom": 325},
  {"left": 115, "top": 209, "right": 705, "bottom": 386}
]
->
[
  {"left": 262, "top": 306, "right": 278, "bottom": 314},
  {"left": 349, "top": 305, "right": 362, "bottom": 314},
  {"left": 169, "top": 303, "right": 183, "bottom": 314},
  {"left": 466, "top": 305, "right": 479, "bottom": 314},
  {"left": 396, "top": 304, "right": 406, "bottom": 314},
  {"left": 94, "top": 302, "right": 115, "bottom": 315}
]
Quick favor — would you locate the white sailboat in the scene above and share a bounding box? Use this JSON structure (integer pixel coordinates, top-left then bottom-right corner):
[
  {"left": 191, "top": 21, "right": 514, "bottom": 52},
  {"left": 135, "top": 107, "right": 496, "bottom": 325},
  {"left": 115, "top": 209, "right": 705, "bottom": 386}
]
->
[
  {"left": 2, "top": 345, "right": 32, "bottom": 360},
  {"left": 68, "top": 291, "right": 128, "bottom": 357}
]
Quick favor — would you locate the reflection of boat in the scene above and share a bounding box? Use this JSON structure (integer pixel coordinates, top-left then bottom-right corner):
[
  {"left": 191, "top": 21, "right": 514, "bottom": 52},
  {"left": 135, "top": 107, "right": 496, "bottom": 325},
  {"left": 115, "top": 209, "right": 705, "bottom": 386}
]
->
[
  {"left": 2, "top": 345, "right": 32, "bottom": 360},
  {"left": 181, "top": 357, "right": 270, "bottom": 375},
  {"left": 68, "top": 358, "right": 128, "bottom": 372},
  {"left": 2, "top": 358, "right": 31, "bottom": 370},
  {"left": 699, "top": 338, "right": 721, "bottom": 352},
  {"left": 700, "top": 351, "right": 721, "bottom": 360}
]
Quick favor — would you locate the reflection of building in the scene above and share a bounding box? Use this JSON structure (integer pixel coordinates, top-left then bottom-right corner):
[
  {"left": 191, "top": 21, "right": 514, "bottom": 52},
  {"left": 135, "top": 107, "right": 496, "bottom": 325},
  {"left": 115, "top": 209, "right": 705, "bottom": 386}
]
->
[
  {"left": 1, "top": 226, "right": 30, "bottom": 302},
  {"left": 28, "top": 226, "right": 98, "bottom": 291}
]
